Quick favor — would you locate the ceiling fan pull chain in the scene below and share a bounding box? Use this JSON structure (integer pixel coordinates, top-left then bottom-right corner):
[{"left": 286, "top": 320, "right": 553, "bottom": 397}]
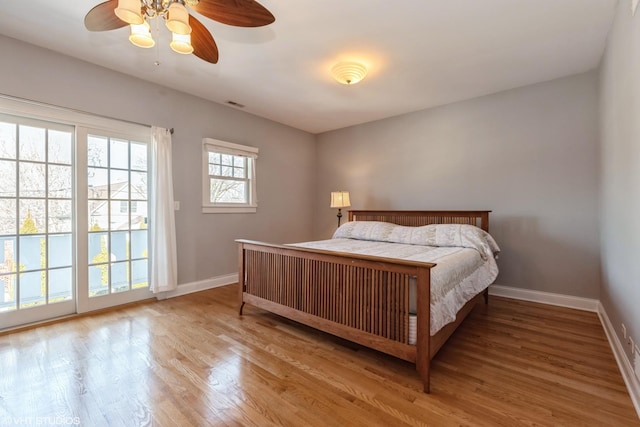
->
[{"left": 154, "top": 16, "right": 161, "bottom": 66}]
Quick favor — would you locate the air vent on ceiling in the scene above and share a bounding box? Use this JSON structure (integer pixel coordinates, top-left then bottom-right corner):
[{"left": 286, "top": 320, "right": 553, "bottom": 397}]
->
[{"left": 226, "top": 100, "right": 245, "bottom": 108}]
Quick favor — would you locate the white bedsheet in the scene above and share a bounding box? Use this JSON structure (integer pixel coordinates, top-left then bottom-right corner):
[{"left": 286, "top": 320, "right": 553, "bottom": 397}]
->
[{"left": 290, "top": 223, "right": 500, "bottom": 336}]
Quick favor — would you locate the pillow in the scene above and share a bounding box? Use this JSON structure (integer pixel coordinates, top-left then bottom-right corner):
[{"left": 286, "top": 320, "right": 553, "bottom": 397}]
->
[{"left": 333, "top": 221, "right": 500, "bottom": 260}]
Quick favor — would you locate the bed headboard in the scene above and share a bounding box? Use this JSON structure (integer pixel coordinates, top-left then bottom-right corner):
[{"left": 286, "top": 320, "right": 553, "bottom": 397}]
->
[{"left": 348, "top": 210, "right": 491, "bottom": 232}]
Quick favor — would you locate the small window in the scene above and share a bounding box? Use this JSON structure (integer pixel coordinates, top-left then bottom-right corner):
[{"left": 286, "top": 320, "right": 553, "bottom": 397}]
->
[{"left": 202, "top": 138, "right": 258, "bottom": 213}]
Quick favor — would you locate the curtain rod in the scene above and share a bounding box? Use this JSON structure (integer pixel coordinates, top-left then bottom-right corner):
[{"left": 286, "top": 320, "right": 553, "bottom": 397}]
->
[{"left": 0, "top": 93, "right": 173, "bottom": 134}]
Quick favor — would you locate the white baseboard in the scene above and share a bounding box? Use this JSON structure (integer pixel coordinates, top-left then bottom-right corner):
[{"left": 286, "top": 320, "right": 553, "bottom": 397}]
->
[
  {"left": 489, "top": 284, "right": 599, "bottom": 312},
  {"left": 597, "top": 302, "right": 640, "bottom": 418},
  {"left": 489, "top": 284, "right": 639, "bottom": 418},
  {"left": 157, "top": 273, "right": 238, "bottom": 300}
]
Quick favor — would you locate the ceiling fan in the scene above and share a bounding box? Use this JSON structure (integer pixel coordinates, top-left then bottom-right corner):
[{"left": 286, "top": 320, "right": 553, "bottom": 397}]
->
[{"left": 84, "top": 0, "right": 275, "bottom": 64}]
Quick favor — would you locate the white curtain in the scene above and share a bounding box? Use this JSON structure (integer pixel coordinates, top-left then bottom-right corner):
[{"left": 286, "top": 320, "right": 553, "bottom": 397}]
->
[{"left": 150, "top": 126, "right": 178, "bottom": 293}]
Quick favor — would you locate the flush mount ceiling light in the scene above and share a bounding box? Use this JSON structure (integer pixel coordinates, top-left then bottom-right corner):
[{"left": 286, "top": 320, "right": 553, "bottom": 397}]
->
[
  {"left": 331, "top": 62, "right": 368, "bottom": 85},
  {"left": 84, "top": 0, "right": 275, "bottom": 64}
]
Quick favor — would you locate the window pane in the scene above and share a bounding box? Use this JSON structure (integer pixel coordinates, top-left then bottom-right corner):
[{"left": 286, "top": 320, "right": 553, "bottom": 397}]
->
[
  {"left": 132, "top": 202, "right": 147, "bottom": 229},
  {"left": 19, "top": 270, "right": 45, "bottom": 308},
  {"left": 210, "top": 179, "right": 246, "bottom": 204},
  {"left": 19, "top": 235, "right": 45, "bottom": 271},
  {"left": 88, "top": 232, "right": 109, "bottom": 265},
  {"left": 110, "top": 170, "right": 129, "bottom": 200},
  {"left": 19, "top": 162, "right": 46, "bottom": 198},
  {"left": 0, "top": 202, "right": 16, "bottom": 235},
  {"left": 132, "top": 259, "right": 148, "bottom": 289},
  {"left": 131, "top": 172, "right": 147, "bottom": 200},
  {"left": 0, "top": 121, "right": 16, "bottom": 159},
  {"left": 48, "top": 164, "right": 72, "bottom": 198},
  {"left": 48, "top": 200, "right": 72, "bottom": 233},
  {"left": 131, "top": 142, "right": 147, "bottom": 171},
  {"left": 209, "top": 152, "right": 220, "bottom": 164},
  {"left": 49, "top": 234, "right": 72, "bottom": 268},
  {"left": 0, "top": 274, "right": 16, "bottom": 312},
  {"left": 49, "top": 267, "right": 72, "bottom": 303},
  {"left": 0, "top": 160, "right": 16, "bottom": 197},
  {"left": 19, "top": 200, "right": 45, "bottom": 234},
  {"left": 88, "top": 135, "right": 108, "bottom": 167},
  {"left": 88, "top": 168, "right": 109, "bottom": 199},
  {"left": 209, "top": 164, "right": 221, "bottom": 176},
  {"left": 111, "top": 261, "right": 129, "bottom": 293},
  {"left": 18, "top": 125, "right": 45, "bottom": 162},
  {"left": 110, "top": 139, "right": 129, "bottom": 169},
  {"left": 111, "top": 203, "right": 130, "bottom": 230},
  {"left": 234, "top": 157, "right": 244, "bottom": 167},
  {"left": 221, "top": 154, "right": 232, "bottom": 166},
  {"left": 89, "top": 265, "right": 108, "bottom": 297},
  {"left": 233, "top": 167, "right": 246, "bottom": 179},
  {"left": 221, "top": 166, "right": 233, "bottom": 177},
  {"left": 48, "top": 130, "right": 72, "bottom": 165},
  {"left": 0, "top": 237, "right": 17, "bottom": 272},
  {"left": 89, "top": 200, "right": 109, "bottom": 231},
  {"left": 111, "top": 231, "right": 129, "bottom": 261},
  {"left": 131, "top": 230, "right": 147, "bottom": 259}
]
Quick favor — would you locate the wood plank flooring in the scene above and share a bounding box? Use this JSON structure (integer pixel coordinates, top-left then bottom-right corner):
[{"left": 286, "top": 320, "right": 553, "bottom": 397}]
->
[{"left": 0, "top": 284, "right": 637, "bottom": 426}]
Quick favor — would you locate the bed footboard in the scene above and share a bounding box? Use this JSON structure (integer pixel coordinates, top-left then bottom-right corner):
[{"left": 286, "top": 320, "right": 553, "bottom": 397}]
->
[{"left": 237, "top": 239, "right": 435, "bottom": 392}]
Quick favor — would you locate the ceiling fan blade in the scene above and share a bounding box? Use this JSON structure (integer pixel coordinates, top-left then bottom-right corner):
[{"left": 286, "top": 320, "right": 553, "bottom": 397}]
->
[
  {"left": 85, "top": 0, "right": 128, "bottom": 31},
  {"left": 189, "top": 15, "right": 219, "bottom": 64},
  {"left": 190, "top": 0, "right": 275, "bottom": 27}
]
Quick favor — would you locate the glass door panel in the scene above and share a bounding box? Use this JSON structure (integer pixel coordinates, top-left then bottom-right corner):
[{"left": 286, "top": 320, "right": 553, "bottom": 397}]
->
[
  {"left": 0, "top": 114, "right": 75, "bottom": 329},
  {"left": 80, "top": 130, "right": 152, "bottom": 312}
]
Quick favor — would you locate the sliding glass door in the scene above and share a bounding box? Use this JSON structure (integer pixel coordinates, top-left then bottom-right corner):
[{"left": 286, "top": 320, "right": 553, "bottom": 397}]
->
[
  {"left": 0, "top": 114, "right": 75, "bottom": 329},
  {"left": 0, "top": 108, "right": 153, "bottom": 329},
  {"left": 77, "top": 128, "right": 152, "bottom": 312}
]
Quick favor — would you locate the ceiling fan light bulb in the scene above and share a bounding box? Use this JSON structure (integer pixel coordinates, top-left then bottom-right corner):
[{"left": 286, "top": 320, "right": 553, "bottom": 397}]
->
[
  {"left": 331, "top": 62, "right": 368, "bottom": 85},
  {"left": 129, "top": 22, "right": 155, "bottom": 48},
  {"left": 115, "top": 0, "right": 144, "bottom": 25},
  {"left": 166, "top": 2, "right": 192, "bottom": 35},
  {"left": 170, "top": 33, "right": 194, "bottom": 54}
]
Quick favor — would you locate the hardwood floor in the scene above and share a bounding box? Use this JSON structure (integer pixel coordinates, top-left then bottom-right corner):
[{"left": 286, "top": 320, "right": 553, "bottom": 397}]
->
[{"left": 0, "top": 284, "right": 637, "bottom": 426}]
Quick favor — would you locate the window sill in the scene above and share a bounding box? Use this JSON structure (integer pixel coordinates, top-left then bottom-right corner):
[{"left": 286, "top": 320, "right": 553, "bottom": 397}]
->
[{"left": 202, "top": 206, "right": 257, "bottom": 214}]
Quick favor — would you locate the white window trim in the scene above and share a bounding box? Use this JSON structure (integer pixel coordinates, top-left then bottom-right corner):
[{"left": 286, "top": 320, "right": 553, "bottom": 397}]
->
[{"left": 202, "top": 138, "right": 258, "bottom": 214}]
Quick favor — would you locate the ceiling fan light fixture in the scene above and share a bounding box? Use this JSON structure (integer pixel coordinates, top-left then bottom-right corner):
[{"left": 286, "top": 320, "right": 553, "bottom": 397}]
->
[
  {"left": 115, "top": 0, "right": 144, "bottom": 25},
  {"left": 331, "top": 62, "right": 368, "bottom": 85},
  {"left": 170, "top": 33, "right": 194, "bottom": 54},
  {"left": 166, "top": 2, "right": 192, "bottom": 35},
  {"left": 129, "top": 21, "right": 155, "bottom": 48}
]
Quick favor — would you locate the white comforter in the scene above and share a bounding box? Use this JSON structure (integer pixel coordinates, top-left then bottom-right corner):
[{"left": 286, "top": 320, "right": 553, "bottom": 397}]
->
[{"left": 290, "top": 222, "right": 500, "bottom": 335}]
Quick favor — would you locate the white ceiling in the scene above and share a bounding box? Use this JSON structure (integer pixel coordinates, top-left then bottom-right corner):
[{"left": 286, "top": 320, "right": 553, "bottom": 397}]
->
[{"left": 0, "top": 0, "right": 617, "bottom": 134}]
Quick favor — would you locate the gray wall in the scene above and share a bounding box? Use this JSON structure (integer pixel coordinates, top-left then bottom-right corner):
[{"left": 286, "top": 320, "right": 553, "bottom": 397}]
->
[
  {"left": 599, "top": 0, "right": 640, "bottom": 362},
  {"left": 316, "top": 71, "right": 601, "bottom": 298},
  {"left": 0, "top": 35, "right": 317, "bottom": 286}
]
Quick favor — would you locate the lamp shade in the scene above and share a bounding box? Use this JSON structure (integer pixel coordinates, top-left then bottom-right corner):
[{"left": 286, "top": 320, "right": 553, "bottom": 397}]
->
[
  {"left": 166, "top": 2, "right": 192, "bottom": 35},
  {"left": 170, "top": 33, "right": 194, "bottom": 54},
  {"left": 330, "top": 191, "right": 351, "bottom": 208},
  {"left": 331, "top": 62, "right": 367, "bottom": 85},
  {"left": 129, "top": 21, "right": 155, "bottom": 48},
  {"left": 115, "top": 0, "right": 144, "bottom": 25}
]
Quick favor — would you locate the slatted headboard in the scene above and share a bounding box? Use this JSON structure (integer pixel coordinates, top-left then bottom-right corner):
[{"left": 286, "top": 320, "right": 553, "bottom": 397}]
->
[{"left": 348, "top": 210, "right": 491, "bottom": 232}]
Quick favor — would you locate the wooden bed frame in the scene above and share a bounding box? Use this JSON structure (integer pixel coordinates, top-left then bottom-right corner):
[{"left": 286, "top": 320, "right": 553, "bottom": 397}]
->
[{"left": 237, "top": 210, "right": 491, "bottom": 393}]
